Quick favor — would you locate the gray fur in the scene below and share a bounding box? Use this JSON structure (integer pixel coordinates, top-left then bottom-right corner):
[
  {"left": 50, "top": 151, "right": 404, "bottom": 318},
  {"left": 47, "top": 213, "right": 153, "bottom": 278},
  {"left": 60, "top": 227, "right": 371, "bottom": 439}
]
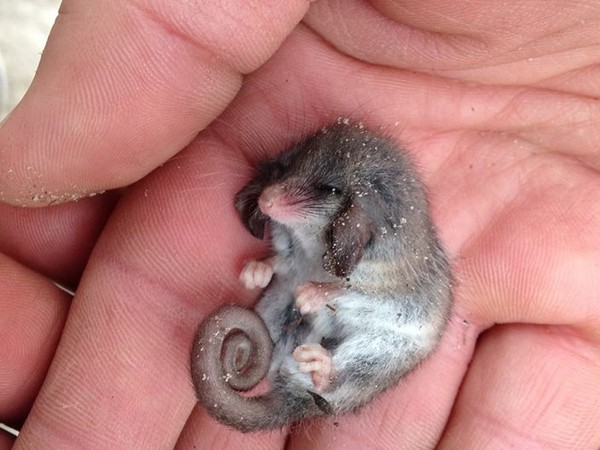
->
[{"left": 190, "top": 119, "right": 452, "bottom": 432}]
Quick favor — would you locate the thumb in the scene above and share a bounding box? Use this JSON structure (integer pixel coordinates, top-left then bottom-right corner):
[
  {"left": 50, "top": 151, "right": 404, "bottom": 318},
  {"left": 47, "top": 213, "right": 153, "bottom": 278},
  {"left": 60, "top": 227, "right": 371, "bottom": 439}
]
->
[{"left": 0, "top": 0, "right": 311, "bottom": 206}]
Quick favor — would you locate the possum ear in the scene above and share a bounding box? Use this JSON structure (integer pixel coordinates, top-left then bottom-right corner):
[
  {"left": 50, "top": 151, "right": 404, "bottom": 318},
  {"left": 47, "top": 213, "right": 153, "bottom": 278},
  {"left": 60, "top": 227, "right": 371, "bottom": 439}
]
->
[
  {"left": 234, "top": 182, "right": 268, "bottom": 239},
  {"left": 323, "top": 199, "right": 373, "bottom": 278}
]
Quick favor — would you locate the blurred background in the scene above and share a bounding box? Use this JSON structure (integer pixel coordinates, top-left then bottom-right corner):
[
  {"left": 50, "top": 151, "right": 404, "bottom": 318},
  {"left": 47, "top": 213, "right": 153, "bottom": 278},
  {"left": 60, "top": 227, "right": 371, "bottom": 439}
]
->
[{"left": 0, "top": 0, "right": 60, "bottom": 120}]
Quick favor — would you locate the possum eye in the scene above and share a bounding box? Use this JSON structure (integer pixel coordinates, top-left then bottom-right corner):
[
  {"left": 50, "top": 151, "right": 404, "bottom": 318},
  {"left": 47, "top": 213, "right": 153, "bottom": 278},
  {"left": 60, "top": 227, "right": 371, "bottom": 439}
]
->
[{"left": 315, "top": 184, "right": 343, "bottom": 196}]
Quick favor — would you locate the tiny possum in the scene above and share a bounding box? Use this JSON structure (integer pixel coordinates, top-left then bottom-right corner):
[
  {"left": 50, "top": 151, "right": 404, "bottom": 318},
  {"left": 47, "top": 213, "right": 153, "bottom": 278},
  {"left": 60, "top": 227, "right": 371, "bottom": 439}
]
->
[{"left": 190, "top": 119, "right": 452, "bottom": 432}]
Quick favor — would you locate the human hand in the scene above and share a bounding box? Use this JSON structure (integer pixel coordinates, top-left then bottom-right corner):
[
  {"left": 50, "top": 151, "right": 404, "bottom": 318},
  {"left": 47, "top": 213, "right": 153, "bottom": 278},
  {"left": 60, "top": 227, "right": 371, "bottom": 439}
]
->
[{"left": 1, "top": 1, "right": 599, "bottom": 449}]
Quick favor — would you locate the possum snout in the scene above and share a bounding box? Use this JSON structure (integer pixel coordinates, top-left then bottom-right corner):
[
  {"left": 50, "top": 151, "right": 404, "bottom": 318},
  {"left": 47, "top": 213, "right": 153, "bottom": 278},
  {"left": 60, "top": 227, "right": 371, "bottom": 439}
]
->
[
  {"left": 258, "top": 185, "right": 284, "bottom": 215},
  {"left": 257, "top": 184, "right": 308, "bottom": 223}
]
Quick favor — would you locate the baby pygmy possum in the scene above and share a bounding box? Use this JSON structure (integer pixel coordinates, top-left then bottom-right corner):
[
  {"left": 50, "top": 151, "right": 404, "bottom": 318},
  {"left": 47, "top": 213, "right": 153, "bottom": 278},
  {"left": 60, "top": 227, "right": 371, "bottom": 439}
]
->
[{"left": 190, "top": 119, "right": 452, "bottom": 432}]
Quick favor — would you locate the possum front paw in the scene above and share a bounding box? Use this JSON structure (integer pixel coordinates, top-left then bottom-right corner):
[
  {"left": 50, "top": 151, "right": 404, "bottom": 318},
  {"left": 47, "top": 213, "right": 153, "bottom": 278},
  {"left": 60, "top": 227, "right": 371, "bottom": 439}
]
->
[
  {"left": 294, "top": 282, "right": 342, "bottom": 315},
  {"left": 239, "top": 258, "right": 275, "bottom": 290},
  {"left": 293, "top": 343, "right": 332, "bottom": 391}
]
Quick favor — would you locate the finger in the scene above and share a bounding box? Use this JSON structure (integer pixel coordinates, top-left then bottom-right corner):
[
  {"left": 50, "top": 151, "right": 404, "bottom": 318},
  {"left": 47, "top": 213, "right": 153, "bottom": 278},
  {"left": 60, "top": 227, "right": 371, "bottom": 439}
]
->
[
  {"left": 451, "top": 156, "right": 600, "bottom": 331},
  {"left": 441, "top": 169, "right": 600, "bottom": 444},
  {"left": 13, "top": 133, "right": 272, "bottom": 448},
  {"left": 176, "top": 408, "right": 286, "bottom": 450},
  {"left": 430, "top": 106, "right": 600, "bottom": 446},
  {"left": 303, "top": 0, "right": 600, "bottom": 163},
  {"left": 0, "top": 430, "right": 15, "bottom": 450},
  {"left": 305, "top": 0, "right": 600, "bottom": 85},
  {"left": 0, "top": 0, "right": 312, "bottom": 207},
  {"left": 0, "top": 253, "right": 69, "bottom": 426},
  {"left": 0, "top": 194, "right": 117, "bottom": 287},
  {"left": 439, "top": 325, "right": 600, "bottom": 448}
]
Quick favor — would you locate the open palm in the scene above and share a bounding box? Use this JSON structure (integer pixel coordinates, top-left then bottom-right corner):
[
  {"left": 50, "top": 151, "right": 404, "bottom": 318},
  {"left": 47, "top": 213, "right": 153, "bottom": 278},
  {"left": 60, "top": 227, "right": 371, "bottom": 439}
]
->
[{"left": 1, "top": 1, "right": 599, "bottom": 449}]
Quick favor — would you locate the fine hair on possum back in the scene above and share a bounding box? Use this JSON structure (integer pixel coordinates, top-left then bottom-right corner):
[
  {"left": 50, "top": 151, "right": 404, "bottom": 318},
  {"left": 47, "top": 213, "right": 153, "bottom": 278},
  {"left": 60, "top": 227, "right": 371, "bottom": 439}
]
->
[{"left": 190, "top": 119, "right": 452, "bottom": 432}]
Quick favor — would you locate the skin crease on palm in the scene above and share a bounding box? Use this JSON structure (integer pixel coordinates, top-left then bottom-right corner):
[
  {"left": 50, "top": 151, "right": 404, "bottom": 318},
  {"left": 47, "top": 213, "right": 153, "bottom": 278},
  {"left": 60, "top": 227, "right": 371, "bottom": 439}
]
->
[{"left": 0, "top": 0, "right": 599, "bottom": 448}]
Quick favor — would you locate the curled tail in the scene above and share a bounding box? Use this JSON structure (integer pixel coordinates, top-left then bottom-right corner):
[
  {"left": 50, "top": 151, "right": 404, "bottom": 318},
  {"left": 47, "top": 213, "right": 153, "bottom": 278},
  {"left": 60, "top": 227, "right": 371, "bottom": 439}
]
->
[{"left": 190, "top": 305, "right": 313, "bottom": 432}]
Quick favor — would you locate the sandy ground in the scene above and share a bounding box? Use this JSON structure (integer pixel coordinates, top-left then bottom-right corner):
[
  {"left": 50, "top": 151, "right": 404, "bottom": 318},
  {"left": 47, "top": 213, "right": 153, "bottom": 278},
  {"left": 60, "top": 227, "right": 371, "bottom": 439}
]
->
[{"left": 0, "top": 0, "right": 60, "bottom": 119}]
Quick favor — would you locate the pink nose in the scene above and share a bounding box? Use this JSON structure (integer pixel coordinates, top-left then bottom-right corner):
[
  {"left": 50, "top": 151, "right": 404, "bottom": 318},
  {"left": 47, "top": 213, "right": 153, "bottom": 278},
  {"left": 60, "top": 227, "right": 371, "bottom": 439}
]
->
[{"left": 258, "top": 185, "right": 282, "bottom": 215}]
